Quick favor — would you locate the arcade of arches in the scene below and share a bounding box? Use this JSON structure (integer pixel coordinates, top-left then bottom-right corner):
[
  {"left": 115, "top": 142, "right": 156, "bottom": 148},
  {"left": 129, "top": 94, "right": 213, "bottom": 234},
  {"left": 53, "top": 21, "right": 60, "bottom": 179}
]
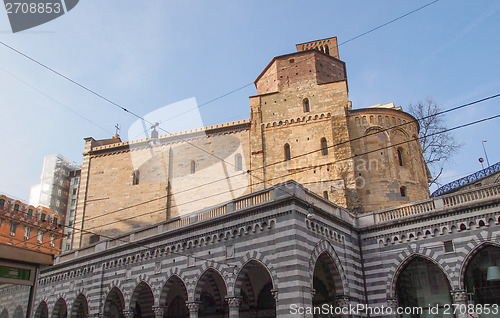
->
[{"left": 30, "top": 246, "right": 500, "bottom": 317}]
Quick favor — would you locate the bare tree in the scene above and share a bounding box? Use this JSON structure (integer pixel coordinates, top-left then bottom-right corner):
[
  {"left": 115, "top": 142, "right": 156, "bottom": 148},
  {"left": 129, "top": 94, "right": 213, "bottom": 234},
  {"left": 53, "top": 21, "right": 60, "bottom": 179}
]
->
[{"left": 408, "top": 98, "right": 462, "bottom": 187}]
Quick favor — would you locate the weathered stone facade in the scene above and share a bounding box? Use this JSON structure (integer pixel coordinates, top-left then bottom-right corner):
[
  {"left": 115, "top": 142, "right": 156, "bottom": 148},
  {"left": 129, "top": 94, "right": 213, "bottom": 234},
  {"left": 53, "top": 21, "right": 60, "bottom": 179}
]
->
[{"left": 72, "top": 37, "right": 429, "bottom": 248}]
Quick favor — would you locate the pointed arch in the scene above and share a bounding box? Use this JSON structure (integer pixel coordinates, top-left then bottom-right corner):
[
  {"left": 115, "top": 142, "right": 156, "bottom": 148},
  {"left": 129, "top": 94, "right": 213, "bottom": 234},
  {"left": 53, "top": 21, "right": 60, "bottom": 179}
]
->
[
  {"left": 103, "top": 287, "right": 125, "bottom": 318},
  {"left": 309, "top": 240, "right": 348, "bottom": 297},
  {"left": 12, "top": 307, "right": 23, "bottom": 318},
  {"left": 51, "top": 298, "right": 67, "bottom": 318},
  {"left": 70, "top": 294, "right": 88, "bottom": 318},
  {"left": 194, "top": 267, "right": 228, "bottom": 317},
  {"left": 459, "top": 241, "right": 500, "bottom": 289},
  {"left": 34, "top": 301, "right": 48, "bottom": 318},
  {"left": 130, "top": 281, "right": 155, "bottom": 318}
]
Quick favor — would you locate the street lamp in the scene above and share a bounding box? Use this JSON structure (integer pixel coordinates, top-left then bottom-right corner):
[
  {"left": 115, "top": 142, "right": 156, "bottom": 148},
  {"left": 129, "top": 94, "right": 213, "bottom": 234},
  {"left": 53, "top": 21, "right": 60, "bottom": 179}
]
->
[{"left": 481, "top": 140, "right": 490, "bottom": 167}]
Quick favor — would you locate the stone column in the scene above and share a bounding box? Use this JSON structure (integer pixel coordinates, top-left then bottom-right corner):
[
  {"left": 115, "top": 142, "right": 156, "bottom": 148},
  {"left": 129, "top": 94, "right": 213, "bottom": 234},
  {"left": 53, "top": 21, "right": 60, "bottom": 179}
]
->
[
  {"left": 152, "top": 306, "right": 167, "bottom": 318},
  {"left": 387, "top": 298, "right": 399, "bottom": 318},
  {"left": 226, "top": 297, "right": 241, "bottom": 318},
  {"left": 186, "top": 302, "right": 200, "bottom": 318},
  {"left": 334, "top": 296, "right": 350, "bottom": 318},
  {"left": 451, "top": 290, "right": 468, "bottom": 318},
  {"left": 122, "top": 311, "right": 134, "bottom": 318}
]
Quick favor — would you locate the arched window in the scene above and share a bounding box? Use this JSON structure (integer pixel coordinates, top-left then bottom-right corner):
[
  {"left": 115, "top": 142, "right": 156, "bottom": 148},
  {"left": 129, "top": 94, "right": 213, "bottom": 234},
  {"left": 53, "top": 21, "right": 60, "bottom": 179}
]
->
[
  {"left": 190, "top": 160, "right": 196, "bottom": 174},
  {"left": 321, "top": 138, "right": 328, "bottom": 155},
  {"left": 303, "top": 98, "right": 310, "bottom": 113},
  {"left": 235, "top": 154, "right": 243, "bottom": 171},
  {"left": 464, "top": 245, "right": 500, "bottom": 305},
  {"left": 400, "top": 186, "right": 407, "bottom": 197},
  {"left": 325, "top": 45, "right": 329, "bottom": 55},
  {"left": 13, "top": 204, "right": 19, "bottom": 212},
  {"left": 27, "top": 209, "right": 33, "bottom": 216},
  {"left": 397, "top": 147, "right": 404, "bottom": 166},
  {"left": 284, "top": 144, "right": 291, "bottom": 161},
  {"left": 40, "top": 213, "right": 46, "bottom": 221}
]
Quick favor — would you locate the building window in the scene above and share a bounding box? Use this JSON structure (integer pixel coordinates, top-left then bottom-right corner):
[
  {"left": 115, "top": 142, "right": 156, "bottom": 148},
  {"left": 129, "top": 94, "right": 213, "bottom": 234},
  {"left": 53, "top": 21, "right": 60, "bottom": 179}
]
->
[
  {"left": 65, "top": 243, "right": 70, "bottom": 250},
  {"left": 52, "top": 217, "right": 58, "bottom": 226},
  {"left": 68, "top": 221, "right": 73, "bottom": 228},
  {"left": 325, "top": 45, "right": 330, "bottom": 55},
  {"left": 284, "top": 144, "right": 291, "bottom": 161},
  {"left": 397, "top": 147, "right": 404, "bottom": 166},
  {"left": 303, "top": 98, "right": 310, "bottom": 113},
  {"left": 37, "top": 231, "right": 43, "bottom": 244},
  {"left": 71, "top": 199, "right": 77, "bottom": 207},
  {"left": 235, "top": 154, "right": 243, "bottom": 171},
  {"left": 0, "top": 199, "right": 4, "bottom": 207},
  {"left": 190, "top": 160, "right": 196, "bottom": 174},
  {"left": 10, "top": 222, "right": 17, "bottom": 236},
  {"left": 323, "top": 191, "right": 329, "bottom": 200},
  {"left": 50, "top": 235, "right": 55, "bottom": 247},
  {"left": 40, "top": 213, "right": 46, "bottom": 221},
  {"left": 72, "top": 188, "right": 77, "bottom": 195},
  {"left": 24, "top": 227, "right": 31, "bottom": 240},
  {"left": 321, "top": 138, "right": 328, "bottom": 155},
  {"left": 132, "top": 170, "right": 140, "bottom": 185},
  {"left": 13, "top": 204, "right": 19, "bottom": 212},
  {"left": 69, "top": 209, "right": 75, "bottom": 217},
  {"left": 400, "top": 186, "right": 407, "bottom": 197},
  {"left": 27, "top": 209, "right": 33, "bottom": 216}
]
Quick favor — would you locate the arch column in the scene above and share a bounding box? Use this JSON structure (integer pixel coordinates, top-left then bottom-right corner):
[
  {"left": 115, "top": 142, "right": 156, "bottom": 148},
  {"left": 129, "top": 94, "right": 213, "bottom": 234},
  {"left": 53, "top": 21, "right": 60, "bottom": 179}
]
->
[
  {"left": 386, "top": 298, "right": 398, "bottom": 318},
  {"left": 334, "top": 296, "right": 349, "bottom": 318},
  {"left": 186, "top": 302, "right": 200, "bottom": 318},
  {"left": 152, "top": 306, "right": 167, "bottom": 318},
  {"left": 451, "top": 290, "right": 468, "bottom": 318},
  {"left": 122, "top": 310, "right": 134, "bottom": 318},
  {"left": 226, "top": 297, "right": 241, "bottom": 318}
]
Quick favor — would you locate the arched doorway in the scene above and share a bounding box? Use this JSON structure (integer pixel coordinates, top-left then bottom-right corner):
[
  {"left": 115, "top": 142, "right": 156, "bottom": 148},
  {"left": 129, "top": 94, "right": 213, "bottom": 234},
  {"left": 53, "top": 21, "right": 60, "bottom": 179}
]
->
[
  {"left": 195, "top": 269, "right": 228, "bottom": 317},
  {"left": 104, "top": 287, "right": 125, "bottom": 318},
  {"left": 52, "top": 298, "right": 67, "bottom": 318},
  {"left": 160, "top": 275, "right": 189, "bottom": 318},
  {"left": 464, "top": 245, "right": 500, "bottom": 316},
  {"left": 130, "top": 282, "right": 155, "bottom": 318},
  {"left": 34, "top": 302, "right": 48, "bottom": 318},
  {"left": 312, "top": 252, "right": 344, "bottom": 317},
  {"left": 396, "top": 257, "right": 453, "bottom": 317},
  {"left": 235, "top": 260, "right": 276, "bottom": 318},
  {"left": 71, "top": 294, "right": 89, "bottom": 318}
]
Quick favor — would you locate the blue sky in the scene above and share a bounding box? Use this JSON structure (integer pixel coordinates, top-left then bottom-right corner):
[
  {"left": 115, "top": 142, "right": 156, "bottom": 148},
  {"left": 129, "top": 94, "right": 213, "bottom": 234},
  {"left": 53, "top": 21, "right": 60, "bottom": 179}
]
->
[{"left": 0, "top": 0, "right": 499, "bottom": 201}]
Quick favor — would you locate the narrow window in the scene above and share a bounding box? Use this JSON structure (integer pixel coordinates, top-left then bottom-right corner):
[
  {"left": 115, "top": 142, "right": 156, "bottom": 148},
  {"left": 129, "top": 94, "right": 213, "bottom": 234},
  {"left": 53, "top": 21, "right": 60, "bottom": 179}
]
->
[
  {"left": 303, "top": 98, "right": 310, "bottom": 113},
  {"left": 190, "top": 160, "right": 196, "bottom": 174},
  {"left": 397, "top": 148, "right": 404, "bottom": 166},
  {"left": 37, "top": 231, "right": 43, "bottom": 244},
  {"left": 10, "top": 222, "right": 17, "bottom": 236},
  {"left": 50, "top": 235, "right": 55, "bottom": 247},
  {"left": 235, "top": 154, "right": 243, "bottom": 171},
  {"left": 0, "top": 199, "right": 4, "bottom": 207},
  {"left": 133, "top": 170, "right": 140, "bottom": 185},
  {"left": 321, "top": 138, "right": 328, "bottom": 155},
  {"left": 323, "top": 191, "right": 329, "bottom": 200},
  {"left": 40, "top": 213, "right": 46, "bottom": 221},
  {"left": 325, "top": 45, "right": 329, "bottom": 55},
  {"left": 52, "top": 217, "right": 58, "bottom": 226},
  {"left": 13, "top": 204, "right": 19, "bottom": 212},
  {"left": 400, "top": 186, "right": 407, "bottom": 197},
  {"left": 284, "top": 144, "right": 291, "bottom": 161},
  {"left": 24, "top": 227, "right": 31, "bottom": 240},
  {"left": 320, "top": 45, "right": 324, "bottom": 53},
  {"left": 27, "top": 209, "right": 33, "bottom": 216}
]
